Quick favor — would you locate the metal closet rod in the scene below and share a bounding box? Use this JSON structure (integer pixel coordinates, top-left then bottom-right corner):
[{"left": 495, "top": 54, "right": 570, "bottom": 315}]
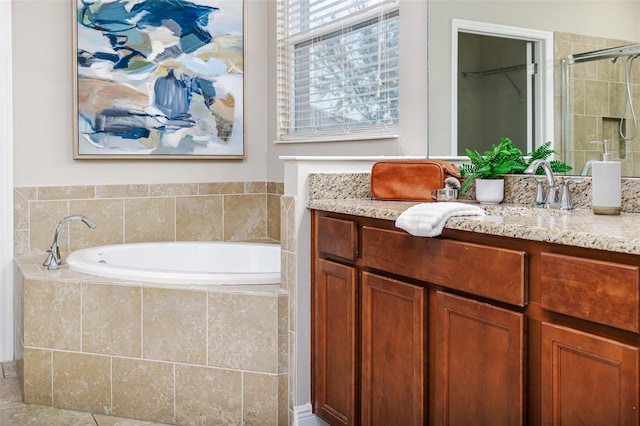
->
[
  {"left": 461, "top": 63, "right": 527, "bottom": 78},
  {"left": 566, "top": 43, "right": 640, "bottom": 65}
]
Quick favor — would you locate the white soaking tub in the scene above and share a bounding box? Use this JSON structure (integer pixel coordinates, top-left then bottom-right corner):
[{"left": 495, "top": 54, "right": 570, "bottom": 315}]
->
[{"left": 66, "top": 241, "right": 281, "bottom": 285}]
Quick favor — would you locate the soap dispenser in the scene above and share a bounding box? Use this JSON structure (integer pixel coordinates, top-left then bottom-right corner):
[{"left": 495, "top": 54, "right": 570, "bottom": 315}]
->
[{"left": 591, "top": 140, "right": 621, "bottom": 215}]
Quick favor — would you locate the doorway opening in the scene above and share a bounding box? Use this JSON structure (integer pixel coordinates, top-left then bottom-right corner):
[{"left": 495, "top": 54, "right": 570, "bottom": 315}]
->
[{"left": 452, "top": 20, "right": 554, "bottom": 157}]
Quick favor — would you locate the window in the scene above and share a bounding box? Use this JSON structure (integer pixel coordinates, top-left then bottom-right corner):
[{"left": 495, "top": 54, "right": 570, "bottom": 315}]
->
[{"left": 277, "top": 0, "right": 400, "bottom": 142}]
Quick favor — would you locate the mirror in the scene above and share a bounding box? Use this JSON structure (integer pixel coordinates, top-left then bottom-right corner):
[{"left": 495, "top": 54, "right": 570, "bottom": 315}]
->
[{"left": 427, "top": 1, "right": 640, "bottom": 176}]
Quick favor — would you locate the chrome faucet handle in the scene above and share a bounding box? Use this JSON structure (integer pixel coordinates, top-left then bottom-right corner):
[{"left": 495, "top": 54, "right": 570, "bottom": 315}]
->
[
  {"left": 531, "top": 177, "right": 547, "bottom": 207},
  {"left": 559, "top": 177, "right": 584, "bottom": 210}
]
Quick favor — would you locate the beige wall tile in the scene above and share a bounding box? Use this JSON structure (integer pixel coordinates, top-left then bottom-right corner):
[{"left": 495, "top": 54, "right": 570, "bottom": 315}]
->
[
  {"left": 175, "top": 365, "right": 242, "bottom": 426},
  {"left": 282, "top": 251, "right": 295, "bottom": 333},
  {"left": 288, "top": 331, "right": 295, "bottom": 412},
  {"left": 570, "top": 79, "right": 585, "bottom": 115},
  {"left": 243, "top": 372, "right": 279, "bottom": 426},
  {"left": 223, "top": 194, "right": 266, "bottom": 241},
  {"left": 278, "top": 373, "right": 288, "bottom": 426},
  {"left": 124, "top": 198, "right": 175, "bottom": 243},
  {"left": 82, "top": 284, "right": 141, "bottom": 357},
  {"left": 198, "top": 182, "right": 244, "bottom": 195},
  {"left": 150, "top": 183, "right": 198, "bottom": 197},
  {"left": 13, "top": 189, "right": 29, "bottom": 230},
  {"left": 69, "top": 199, "right": 124, "bottom": 251},
  {"left": 22, "top": 347, "right": 52, "bottom": 406},
  {"left": 112, "top": 358, "right": 174, "bottom": 424},
  {"left": 29, "top": 201, "right": 68, "bottom": 254},
  {"left": 52, "top": 351, "right": 111, "bottom": 414},
  {"left": 573, "top": 115, "right": 599, "bottom": 149},
  {"left": 267, "top": 194, "right": 281, "bottom": 242},
  {"left": 16, "top": 181, "right": 281, "bottom": 259},
  {"left": 143, "top": 288, "right": 206, "bottom": 364},
  {"left": 208, "top": 293, "right": 278, "bottom": 373},
  {"left": 24, "top": 279, "right": 81, "bottom": 351},
  {"left": 37, "top": 186, "right": 95, "bottom": 201},
  {"left": 176, "top": 195, "right": 223, "bottom": 241},
  {"left": 14, "top": 186, "right": 37, "bottom": 201},
  {"left": 584, "top": 80, "right": 609, "bottom": 116},
  {"left": 245, "top": 181, "right": 267, "bottom": 193},
  {"left": 278, "top": 295, "right": 289, "bottom": 375},
  {"left": 267, "top": 181, "right": 284, "bottom": 195},
  {"left": 14, "top": 230, "right": 29, "bottom": 256},
  {"left": 280, "top": 196, "right": 295, "bottom": 253},
  {"left": 95, "top": 184, "right": 149, "bottom": 198}
]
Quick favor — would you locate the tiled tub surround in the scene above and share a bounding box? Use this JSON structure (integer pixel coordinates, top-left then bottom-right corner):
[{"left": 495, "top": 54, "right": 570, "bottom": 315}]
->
[
  {"left": 14, "top": 181, "right": 284, "bottom": 257},
  {"left": 12, "top": 180, "right": 289, "bottom": 425},
  {"left": 14, "top": 255, "right": 289, "bottom": 425}
]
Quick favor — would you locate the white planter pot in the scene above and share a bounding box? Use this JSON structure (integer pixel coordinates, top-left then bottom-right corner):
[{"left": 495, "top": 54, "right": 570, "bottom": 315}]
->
[{"left": 475, "top": 178, "right": 504, "bottom": 205}]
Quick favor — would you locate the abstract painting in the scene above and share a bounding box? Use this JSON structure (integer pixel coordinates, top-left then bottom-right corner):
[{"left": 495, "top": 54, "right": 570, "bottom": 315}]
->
[{"left": 73, "top": 0, "right": 244, "bottom": 159}]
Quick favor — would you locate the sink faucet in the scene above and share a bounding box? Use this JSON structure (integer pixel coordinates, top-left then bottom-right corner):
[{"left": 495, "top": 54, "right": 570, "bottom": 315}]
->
[
  {"left": 43, "top": 215, "right": 97, "bottom": 270},
  {"left": 524, "top": 159, "right": 559, "bottom": 208}
]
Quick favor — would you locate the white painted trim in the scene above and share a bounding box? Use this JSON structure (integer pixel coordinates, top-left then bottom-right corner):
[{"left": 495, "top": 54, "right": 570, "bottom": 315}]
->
[
  {"left": 293, "top": 403, "right": 329, "bottom": 426},
  {"left": 282, "top": 156, "right": 385, "bottom": 426},
  {"left": 451, "top": 19, "right": 555, "bottom": 155},
  {"left": 0, "top": 0, "right": 14, "bottom": 362}
]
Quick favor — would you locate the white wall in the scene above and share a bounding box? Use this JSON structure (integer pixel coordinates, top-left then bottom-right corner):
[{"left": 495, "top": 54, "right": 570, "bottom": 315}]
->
[
  {"left": 12, "top": 0, "right": 269, "bottom": 186},
  {"left": 12, "top": 1, "right": 640, "bottom": 185}
]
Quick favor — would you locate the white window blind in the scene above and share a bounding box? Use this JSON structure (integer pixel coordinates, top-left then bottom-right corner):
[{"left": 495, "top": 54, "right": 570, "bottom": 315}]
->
[{"left": 277, "top": 0, "right": 400, "bottom": 142}]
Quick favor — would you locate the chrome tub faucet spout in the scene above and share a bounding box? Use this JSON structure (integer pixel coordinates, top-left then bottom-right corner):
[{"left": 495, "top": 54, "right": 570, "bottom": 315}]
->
[{"left": 43, "top": 215, "right": 97, "bottom": 270}]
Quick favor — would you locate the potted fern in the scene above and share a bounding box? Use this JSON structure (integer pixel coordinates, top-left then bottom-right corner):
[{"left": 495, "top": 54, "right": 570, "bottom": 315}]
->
[
  {"left": 461, "top": 138, "right": 572, "bottom": 204},
  {"left": 460, "top": 138, "right": 522, "bottom": 204},
  {"left": 514, "top": 141, "right": 573, "bottom": 175}
]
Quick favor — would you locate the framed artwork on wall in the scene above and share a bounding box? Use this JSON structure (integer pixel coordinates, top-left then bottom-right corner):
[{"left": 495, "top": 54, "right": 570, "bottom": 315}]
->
[{"left": 73, "top": 0, "right": 244, "bottom": 159}]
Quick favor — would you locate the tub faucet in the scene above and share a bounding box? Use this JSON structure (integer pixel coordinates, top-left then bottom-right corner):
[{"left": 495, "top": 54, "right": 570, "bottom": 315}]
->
[
  {"left": 43, "top": 215, "right": 97, "bottom": 270},
  {"left": 524, "top": 159, "right": 559, "bottom": 208}
]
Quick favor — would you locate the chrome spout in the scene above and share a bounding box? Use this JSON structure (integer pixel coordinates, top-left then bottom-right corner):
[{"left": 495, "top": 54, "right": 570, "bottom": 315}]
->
[
  {"left": 580, "top": 160, "right": 594, "bottom": 176},
  {"left": 524, "top": 159, "right": 559, "bottom": 207},
  {"left": 43, "top": 215, "right": 97, "bottom": 270}
]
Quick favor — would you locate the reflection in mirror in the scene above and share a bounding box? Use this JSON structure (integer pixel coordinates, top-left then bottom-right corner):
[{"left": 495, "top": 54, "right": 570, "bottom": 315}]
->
[
  {"left": 458, "top": 33, "right": 532, "bottom": 155},
  {"left": 562, "top": 42, "right": 640, "bottom": 177},
  {"left": 452, "top": 20, "right": 553, "bottom": 160}
]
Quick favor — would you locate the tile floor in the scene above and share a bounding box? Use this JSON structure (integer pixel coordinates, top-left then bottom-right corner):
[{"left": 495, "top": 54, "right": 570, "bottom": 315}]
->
[{"left": 1, "top": 362, "right": 171, "bottom": 426}]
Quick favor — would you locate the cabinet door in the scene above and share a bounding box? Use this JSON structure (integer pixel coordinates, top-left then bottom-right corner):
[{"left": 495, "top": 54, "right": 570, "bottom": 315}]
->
[
  {"left": 360, "top": 272, "right": 426, "bottom": 426},
  {"left": 313, "top": 259, "right": 358, "bottom": 426},
  {"left": 541, "top": 322, "right": 640, "bottom": 425},
  {"left": 434, "top": 291, "right": 525, "bottom": 426}
]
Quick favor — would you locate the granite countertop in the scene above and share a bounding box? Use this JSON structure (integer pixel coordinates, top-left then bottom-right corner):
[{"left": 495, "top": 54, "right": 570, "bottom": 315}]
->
[{"left": 308, "top": 198, "right": 640, "bottom": 256}]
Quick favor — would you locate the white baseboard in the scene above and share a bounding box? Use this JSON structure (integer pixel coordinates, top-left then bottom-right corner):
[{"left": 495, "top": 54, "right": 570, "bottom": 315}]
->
[{"left": 293, "top": 403, "right": 329, "bottom": 426}]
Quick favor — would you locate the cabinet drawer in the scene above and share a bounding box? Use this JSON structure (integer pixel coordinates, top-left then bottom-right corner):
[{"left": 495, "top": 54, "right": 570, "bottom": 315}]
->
[
  {"left": 362, "top": 226, "right": 527, "bottom": 306},
  {"left": 540, "top": 253, "right": 640, "bottom": 332},
  {"left": 317, "top": 216, "right": 358, "bottom": 261}
]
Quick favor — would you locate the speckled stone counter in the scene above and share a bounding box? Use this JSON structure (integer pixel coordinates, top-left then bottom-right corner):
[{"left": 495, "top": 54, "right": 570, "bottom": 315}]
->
[{"left": 307, "top": 173, "right": 640, "bottom": 256}]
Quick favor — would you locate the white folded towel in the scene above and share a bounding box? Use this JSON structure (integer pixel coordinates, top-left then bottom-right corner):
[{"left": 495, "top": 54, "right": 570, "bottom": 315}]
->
[{"left": 395, "top": 202, "right": 485, "bottom": 237}]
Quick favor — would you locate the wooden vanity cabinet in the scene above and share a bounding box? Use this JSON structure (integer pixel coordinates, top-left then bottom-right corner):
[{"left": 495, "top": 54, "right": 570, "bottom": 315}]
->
[
  {"left": 541, "top": 322, "right": 640, "bottom": 425},
  {"left": 312, "top": 211, "right": 525, "bottom": 425},
  {"left": 314, "top": 258, "right": 358, "bottom": 425},
  {"left": 433, "top": 291, "right": 525, "bottom": 425},
  {"left": 360, "top": 272, "right": 426, "bottom": 426},
  {"left": 312, "top": 210, "right": 640, "bottom": 425}
]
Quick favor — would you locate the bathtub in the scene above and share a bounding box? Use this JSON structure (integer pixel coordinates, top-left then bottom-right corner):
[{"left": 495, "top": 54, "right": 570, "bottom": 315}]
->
[{"left": 66, "top": 241, "right": 281, "bottom": 285}]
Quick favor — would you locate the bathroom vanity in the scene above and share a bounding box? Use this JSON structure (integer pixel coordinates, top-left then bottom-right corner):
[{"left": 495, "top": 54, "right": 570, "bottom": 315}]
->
[{"left": 310, "top": 199, "right": 640, "bottom": 425}]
